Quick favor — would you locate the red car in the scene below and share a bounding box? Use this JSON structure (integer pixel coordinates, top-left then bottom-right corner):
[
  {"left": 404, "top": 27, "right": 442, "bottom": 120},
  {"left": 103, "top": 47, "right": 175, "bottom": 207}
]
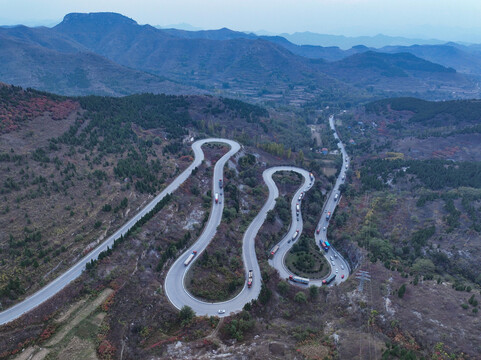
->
[{"left": 341, "top": 275, "right": 345, "bottom": 279}]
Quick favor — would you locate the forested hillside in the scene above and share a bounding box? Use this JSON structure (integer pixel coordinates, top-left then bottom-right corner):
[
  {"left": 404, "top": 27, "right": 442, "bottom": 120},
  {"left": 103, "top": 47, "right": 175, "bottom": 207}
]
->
[{"left": 0, "top": 85, "right": 287, "bottom": 309}]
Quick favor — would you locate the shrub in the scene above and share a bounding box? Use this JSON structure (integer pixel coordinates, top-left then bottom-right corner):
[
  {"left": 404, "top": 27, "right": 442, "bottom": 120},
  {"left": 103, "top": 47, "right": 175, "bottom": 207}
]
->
[
  {"left": 309, "top": 285, "right": 319, "bottom": 299},
  {"left": 179, "top": 305, "right": 195, "bottom": 325},
  {"left": 277, "top": 281, "right": 289, "bottom": 296},
  {"left": 294, "top": 291, "right": 307, "bottom": 303}
]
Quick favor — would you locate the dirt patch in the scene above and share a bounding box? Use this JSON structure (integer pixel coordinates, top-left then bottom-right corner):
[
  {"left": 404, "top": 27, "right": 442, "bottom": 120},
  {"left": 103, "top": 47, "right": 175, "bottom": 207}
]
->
[
  {"left": 47, "top": 288, "right": 113, "bottom": 346},
  {"left": 322, "top": 166, "right": 337, "bottom": 177},
  {"left": 336, "top": 328, "right": 385, "bottom": 360},
  {"left": 57, "top": 336, "right": 98, "bottom": 360},
  {"left": 55, "top": 298, "right": 87, "bottom": 324}
]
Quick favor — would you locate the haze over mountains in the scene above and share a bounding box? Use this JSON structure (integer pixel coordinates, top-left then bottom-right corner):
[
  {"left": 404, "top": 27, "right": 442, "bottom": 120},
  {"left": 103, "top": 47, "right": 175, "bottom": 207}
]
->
[
  {"left": 278, "top": 32, "right": 447, "bottom": 49},
  {"left": 0, "top": 12, "right": 480, "bottom": 101}
]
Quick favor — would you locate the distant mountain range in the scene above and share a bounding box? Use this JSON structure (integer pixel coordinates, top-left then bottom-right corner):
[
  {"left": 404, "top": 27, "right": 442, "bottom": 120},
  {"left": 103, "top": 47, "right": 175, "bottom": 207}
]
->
[
  {"left": 0, "top": 12, "right": 479, "bottom": 101},
  {"left": 278, "top": 32, "right": 446, "bottom": 49}
]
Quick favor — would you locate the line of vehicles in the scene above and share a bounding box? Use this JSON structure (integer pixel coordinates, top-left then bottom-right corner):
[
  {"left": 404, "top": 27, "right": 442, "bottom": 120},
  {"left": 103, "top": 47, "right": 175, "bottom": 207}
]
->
[
  {"left": 215, "top": 179, "right": 223, "bottom": 204},
  {"left": 203, "top": 119, "right": 347, "bottom": 313},
  {"left": 191, "top": 163, "right": 344, "bottom": 300},
  {"left": 316, "top": 226, "right": 327, "bottom": 234},
  {"left": 320, "top": 240, "right": 331, "bottom": 252}
]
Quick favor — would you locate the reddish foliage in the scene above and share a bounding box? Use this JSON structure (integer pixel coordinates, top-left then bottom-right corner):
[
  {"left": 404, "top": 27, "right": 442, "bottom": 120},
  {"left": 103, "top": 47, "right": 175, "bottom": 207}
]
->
[
  {"left": 432, "top": 146, "right": 460, "bottom": 158},
  {"left": 0, "top": 337, "right": 35, "bottom": 359},
  {"left": 39, "top": 325, "right": 56, "bottom": 341},
  {"left": 147, "top": 335, "right": 182, "bottom": 349},
  {"left": 0, "top": 86, "right": 79, "bottom": 134},
  {"left": 101, "top": 292, "right": 116, "bottom": 312},
  {"left": 179, "top": 155, "right": 194, "bottom": 162},
  {"left": 97, "top": 340, "right": 116, "bottom": 359}
]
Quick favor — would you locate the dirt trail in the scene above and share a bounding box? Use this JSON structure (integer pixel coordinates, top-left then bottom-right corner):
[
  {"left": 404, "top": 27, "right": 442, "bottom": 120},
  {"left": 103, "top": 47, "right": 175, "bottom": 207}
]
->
[{"left": 207, "top": 317, "right": 224, "bottom": 340}]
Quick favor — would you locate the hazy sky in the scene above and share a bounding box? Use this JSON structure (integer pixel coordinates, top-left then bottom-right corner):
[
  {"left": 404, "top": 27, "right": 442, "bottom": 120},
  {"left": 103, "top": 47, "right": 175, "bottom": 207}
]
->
[{"left": 1, "top": 0, "right": 481, "bottom": 42}]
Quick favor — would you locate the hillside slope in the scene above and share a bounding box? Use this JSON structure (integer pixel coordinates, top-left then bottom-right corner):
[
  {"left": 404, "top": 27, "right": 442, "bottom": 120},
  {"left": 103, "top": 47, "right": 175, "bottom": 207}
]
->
[
  {"left": 318, "top": 51, "right": 476, "bottom": 96},
  {"left": 0, "top": 30, "right": 198, "bottom": 96},
  {"left": 53, "top": 13, "right": 338, "bottom": 89},
  {"left": 381, "top": 44, "right": 481, "bottom": 76}
]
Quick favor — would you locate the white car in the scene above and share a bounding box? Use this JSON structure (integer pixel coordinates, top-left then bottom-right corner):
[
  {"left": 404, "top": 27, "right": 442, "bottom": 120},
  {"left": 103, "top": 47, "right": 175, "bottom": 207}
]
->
[
  {"left": 341, "top": 265, "right": 344, "bottom": 270},
  {"left": 218, "top": 309, "right": 225, "bottom": 314},
  {"left": 323, "top": 227, "right": 326, "bottom": 231},
  {"left": 336, "top": 268, "right": 339, "bottom": 273}
]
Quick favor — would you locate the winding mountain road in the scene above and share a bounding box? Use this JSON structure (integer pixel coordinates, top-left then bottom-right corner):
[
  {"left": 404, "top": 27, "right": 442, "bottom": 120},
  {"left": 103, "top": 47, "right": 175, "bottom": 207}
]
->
[
  {"left": 0, "top": 116, "right": 349, "bottom": 324},
  {"left": 268, "top": 116, "right": 350, "bottom": 286}
]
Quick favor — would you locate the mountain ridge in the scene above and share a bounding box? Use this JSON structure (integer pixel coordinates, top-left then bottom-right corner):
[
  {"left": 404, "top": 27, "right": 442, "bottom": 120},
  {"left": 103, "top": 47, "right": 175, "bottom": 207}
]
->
[{"left": 0, "top": 12, "right": 477, "bottom": 100}]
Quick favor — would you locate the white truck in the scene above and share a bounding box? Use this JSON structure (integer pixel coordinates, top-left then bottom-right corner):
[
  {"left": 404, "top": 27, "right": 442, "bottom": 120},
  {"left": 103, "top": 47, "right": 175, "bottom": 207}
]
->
[{"left": 184, "top": 251, "right": 197, "bottom": 266}]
